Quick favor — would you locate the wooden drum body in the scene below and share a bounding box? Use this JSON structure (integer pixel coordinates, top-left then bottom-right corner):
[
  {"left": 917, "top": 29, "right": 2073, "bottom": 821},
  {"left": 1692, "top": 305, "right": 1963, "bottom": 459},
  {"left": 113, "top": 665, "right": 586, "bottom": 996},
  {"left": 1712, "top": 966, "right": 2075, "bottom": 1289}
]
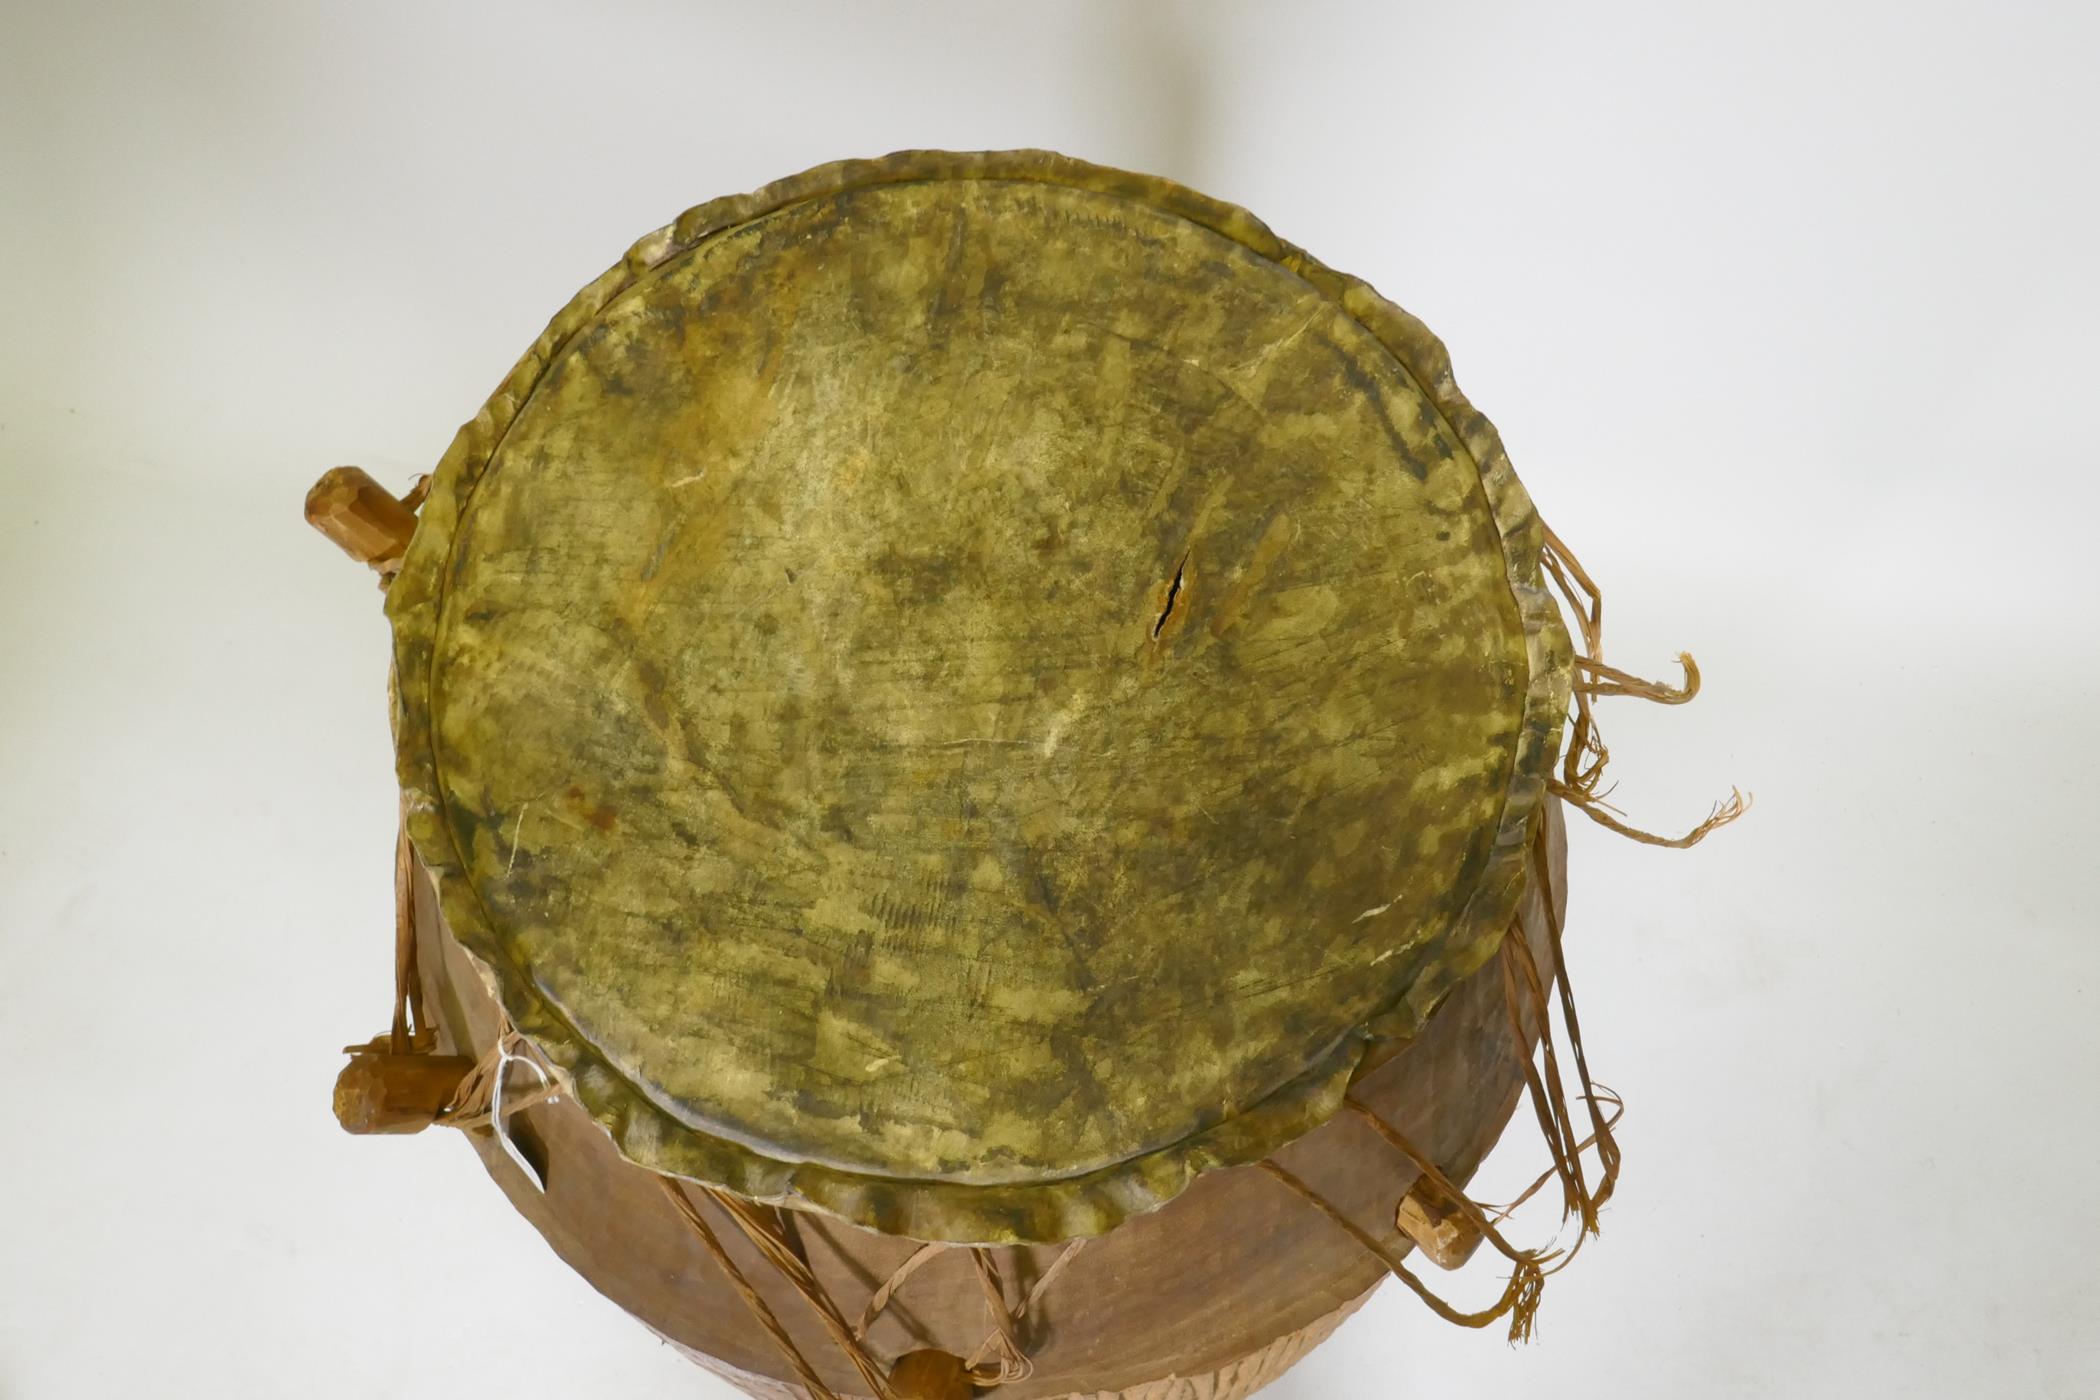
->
[
  {"left": 410, "top": 805, "right": 1568, "bottom": 1398},
  {"left": 313, "top": 150, "right": 1732, "bottom": 1400}
]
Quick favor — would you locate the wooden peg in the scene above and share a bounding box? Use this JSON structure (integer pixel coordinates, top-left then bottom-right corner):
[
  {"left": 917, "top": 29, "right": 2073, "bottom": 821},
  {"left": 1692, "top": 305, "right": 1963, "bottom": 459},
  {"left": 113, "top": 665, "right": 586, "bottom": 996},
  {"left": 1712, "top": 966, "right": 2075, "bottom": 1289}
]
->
[
  {"left": 333, "top": 1047, "right": 476, "bottom": 1135},
  {"left": 305, "top": 466, "right": 420, "bottom": 572},
  {"left": 888, "top": 1350, "right": 974, "bottom": 1400},
  {"left": 1395, "top": 1177, "right": 1484, "bottom": 1271}
]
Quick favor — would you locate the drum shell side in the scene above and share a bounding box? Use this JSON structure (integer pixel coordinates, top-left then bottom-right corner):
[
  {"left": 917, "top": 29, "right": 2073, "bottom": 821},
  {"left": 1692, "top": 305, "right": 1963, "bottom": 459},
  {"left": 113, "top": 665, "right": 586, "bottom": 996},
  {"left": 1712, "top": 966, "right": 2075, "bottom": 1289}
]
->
[{"left": 411, "top": 802, "right": 1569, "bottom": 1397}]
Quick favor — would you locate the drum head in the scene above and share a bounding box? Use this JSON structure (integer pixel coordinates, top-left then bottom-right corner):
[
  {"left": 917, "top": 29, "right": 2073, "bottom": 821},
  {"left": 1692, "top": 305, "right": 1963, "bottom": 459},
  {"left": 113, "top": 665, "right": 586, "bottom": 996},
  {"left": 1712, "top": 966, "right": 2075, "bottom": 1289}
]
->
[{"left": 386, "top": 151, "right": 1569, "bottom": 1242}]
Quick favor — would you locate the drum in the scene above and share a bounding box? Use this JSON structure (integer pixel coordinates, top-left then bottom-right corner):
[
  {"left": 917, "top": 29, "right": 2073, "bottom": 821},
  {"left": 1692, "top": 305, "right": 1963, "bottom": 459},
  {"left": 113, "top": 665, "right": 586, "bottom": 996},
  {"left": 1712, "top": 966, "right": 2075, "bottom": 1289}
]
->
[{"left": 308, "top": 150, "right": 1738, "bottom": 1399}]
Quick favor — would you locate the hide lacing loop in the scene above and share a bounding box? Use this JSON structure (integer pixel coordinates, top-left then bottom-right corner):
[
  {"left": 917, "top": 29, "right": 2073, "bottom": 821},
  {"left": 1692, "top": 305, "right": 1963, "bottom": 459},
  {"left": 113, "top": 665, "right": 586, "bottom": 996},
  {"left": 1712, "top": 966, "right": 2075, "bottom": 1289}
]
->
[
  {"left": 1259, "top": 1158, "right": 1550, "bottom": 1344},
  {"left": 1261, "top": 817, "right": 1621, "bottom": 1344},
  {"left": 387, "top": 800, "right": 430, "bottom": 1054},
  {"left": 850, "top": 1238, "right": 1087, "bottom": 1390},
  {"left": 657, "top": 1177, "right": 874, "bottom": 1400},
  {"left": 1539, "top": 519, "right": 1749, "bottom": 846}
]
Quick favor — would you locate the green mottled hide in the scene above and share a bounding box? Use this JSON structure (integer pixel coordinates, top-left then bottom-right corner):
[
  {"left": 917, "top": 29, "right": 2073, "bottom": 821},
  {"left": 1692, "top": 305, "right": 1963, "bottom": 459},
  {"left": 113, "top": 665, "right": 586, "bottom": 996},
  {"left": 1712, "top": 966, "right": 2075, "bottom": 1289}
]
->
[{"left": 385, "top": 151, "right": 1570, "bottom": 1244}]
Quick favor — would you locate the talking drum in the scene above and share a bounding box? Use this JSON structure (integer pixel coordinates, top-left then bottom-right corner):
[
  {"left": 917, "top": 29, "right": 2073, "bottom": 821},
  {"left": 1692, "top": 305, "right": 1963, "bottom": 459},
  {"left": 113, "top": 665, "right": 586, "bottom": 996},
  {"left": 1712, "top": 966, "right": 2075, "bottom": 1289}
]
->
[{"left": 308, "top": 151, "right": 1741, "bottom": 1399}]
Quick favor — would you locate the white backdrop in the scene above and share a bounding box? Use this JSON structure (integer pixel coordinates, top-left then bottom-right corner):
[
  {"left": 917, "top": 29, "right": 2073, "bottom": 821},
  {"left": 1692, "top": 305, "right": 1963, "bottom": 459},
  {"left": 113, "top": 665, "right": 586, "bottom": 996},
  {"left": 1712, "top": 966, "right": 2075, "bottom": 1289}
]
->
[{"left": 2, "top": 2, "right": 2095, "bottom": 1396}]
